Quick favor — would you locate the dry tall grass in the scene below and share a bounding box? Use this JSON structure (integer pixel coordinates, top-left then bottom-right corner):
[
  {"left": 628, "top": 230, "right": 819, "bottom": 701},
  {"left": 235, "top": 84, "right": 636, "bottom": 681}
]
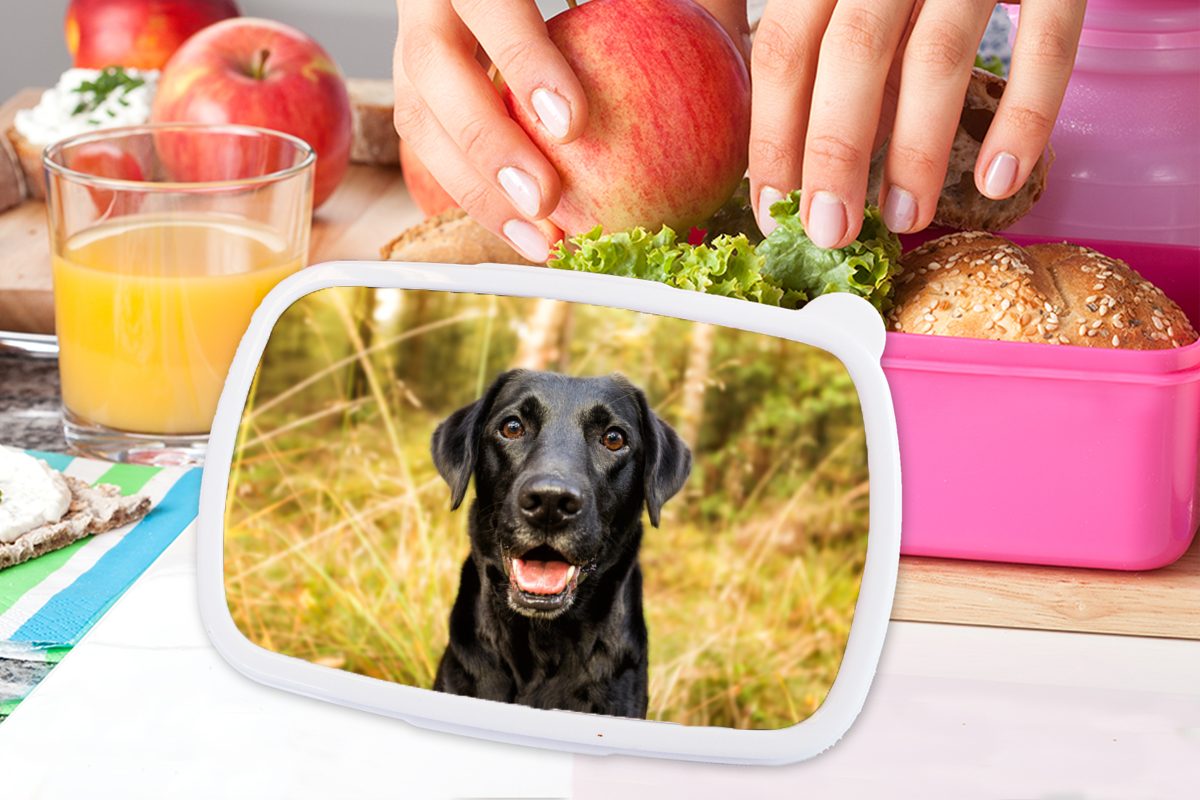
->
[{"left": 224, "top": 288, "right": 869, "bottom": 730}]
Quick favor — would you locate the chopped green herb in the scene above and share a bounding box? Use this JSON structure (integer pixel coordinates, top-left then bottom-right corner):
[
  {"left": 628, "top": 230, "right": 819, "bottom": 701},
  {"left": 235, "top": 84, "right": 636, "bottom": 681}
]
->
[{"left": 71, "top": 66, "right": 146, "bottom": 117}]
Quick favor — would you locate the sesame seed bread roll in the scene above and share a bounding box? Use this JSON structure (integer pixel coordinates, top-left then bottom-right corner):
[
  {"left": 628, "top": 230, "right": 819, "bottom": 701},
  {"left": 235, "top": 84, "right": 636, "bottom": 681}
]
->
[{"left": 888, "top": 232, "right": 1198, "bottom": 350}]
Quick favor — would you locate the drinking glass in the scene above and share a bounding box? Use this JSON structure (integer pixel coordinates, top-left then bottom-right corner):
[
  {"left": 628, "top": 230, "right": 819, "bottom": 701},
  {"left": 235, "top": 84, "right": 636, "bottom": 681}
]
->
[{"left": 43, "top": 123, "right": 314, "bottom": 465}]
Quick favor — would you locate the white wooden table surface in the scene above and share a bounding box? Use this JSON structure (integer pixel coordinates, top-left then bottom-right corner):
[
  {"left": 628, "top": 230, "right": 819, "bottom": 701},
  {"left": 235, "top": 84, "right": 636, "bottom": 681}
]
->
[{"left": 0, "top": 521, "right": 1196, "bottom": 799}]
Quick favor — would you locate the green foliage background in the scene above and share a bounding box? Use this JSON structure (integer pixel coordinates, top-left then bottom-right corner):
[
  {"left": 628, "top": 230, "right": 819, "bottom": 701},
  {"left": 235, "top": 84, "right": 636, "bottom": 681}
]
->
[{"left": 224, "top": 287, "right": 869, "bottom": 730}]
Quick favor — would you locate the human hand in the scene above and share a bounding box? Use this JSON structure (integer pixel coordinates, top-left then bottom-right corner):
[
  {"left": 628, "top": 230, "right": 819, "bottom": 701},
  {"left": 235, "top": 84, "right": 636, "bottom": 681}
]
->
[
  {"left": 393, "top": 0, "right": 750, "bottom": 262},
  {"left": 748, "top": 1, "right": 1085, "bottom": 247},
  {"left": 393, "top": 0, "right": 593, "bottom": 262}
]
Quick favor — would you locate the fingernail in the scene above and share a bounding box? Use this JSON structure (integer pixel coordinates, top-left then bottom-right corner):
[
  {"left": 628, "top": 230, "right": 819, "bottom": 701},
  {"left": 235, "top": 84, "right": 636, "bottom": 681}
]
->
[
  {"left": 882, "top": 185, "right": 917, "bottom": 233},
  {"left": 503, "top": 218, "right": 550, "bottom": 262},
  {"left": 498, "top": 166, "right": 541, "bottom": 218},
  {"left": 757, "top": 186, "right": 783, "bottom": 236},
  {"left": 983, "top": 151, "right": 1019, "bottom": 199},
  {"left": 807, "top": 191, "right": 847, "bottom": 249},
  {"left": 531, "top": 88, "right": 571, "bottom": 139}
]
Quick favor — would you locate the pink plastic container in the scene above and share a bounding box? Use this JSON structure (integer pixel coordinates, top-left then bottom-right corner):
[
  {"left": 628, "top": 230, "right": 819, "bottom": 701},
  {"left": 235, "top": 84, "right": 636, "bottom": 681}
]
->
[
  {"left": 1005, "top": 0, "right": 1200, "bottom": 246},
  {"left": 883, "top": 234, "right": 1200, "bottom": 570}
]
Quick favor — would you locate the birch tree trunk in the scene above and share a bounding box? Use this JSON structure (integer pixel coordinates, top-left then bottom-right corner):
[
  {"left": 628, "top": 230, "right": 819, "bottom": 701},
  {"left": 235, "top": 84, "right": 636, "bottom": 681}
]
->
[
  {"left": 515, "top": 299, "right": 570, "bottom": 371},
  {"left": 677, "top": 323, "right": 715, "bottom": 449}
]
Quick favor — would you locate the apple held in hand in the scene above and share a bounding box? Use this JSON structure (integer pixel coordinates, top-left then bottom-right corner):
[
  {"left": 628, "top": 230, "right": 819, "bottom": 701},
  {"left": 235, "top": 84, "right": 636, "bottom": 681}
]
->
[
  {"left": 66, "top": 0, "right": 240, "bottom": 70},
  {"left": 151, "top": 18, "right": 351, "bottom": 208},
  {"left": 503, "top": 0, "right": 750, "bottom": 235},
  {"left": 400, "top": 139, "right": 458, "bottom": 218}
]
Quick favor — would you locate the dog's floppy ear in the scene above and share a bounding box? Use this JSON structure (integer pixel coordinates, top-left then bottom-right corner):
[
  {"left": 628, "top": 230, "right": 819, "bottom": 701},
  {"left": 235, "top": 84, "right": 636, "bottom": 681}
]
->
[
  {"left": 431, "top": 370, "right": 522, "bottom": 510},
  {"left": 625, "top": 380, "right": 692, "bottom": 527}
]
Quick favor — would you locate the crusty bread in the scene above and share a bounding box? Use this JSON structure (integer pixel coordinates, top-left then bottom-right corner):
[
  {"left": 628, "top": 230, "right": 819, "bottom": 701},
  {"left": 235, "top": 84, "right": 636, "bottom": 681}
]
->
[
  {"left": 6, "top": 126, "right": 44, "bottom": 200},
  {"left": 381, "top": 208, "right": 538, "bottom": 266},
  {"left": 0, "top": 128, "right": 26, "bottom": 211},
  {"left": 889, "top": 231, "right": 1198, "bottom": 349},
  {"left": 867, "top": 68, "right": 1051, "bottom": 231},
  {"left": 347, "top": 78, "right": 400, "bottom": 167},
  {"left": 0, "top": 477, "right": 152, "bottom": 570}
]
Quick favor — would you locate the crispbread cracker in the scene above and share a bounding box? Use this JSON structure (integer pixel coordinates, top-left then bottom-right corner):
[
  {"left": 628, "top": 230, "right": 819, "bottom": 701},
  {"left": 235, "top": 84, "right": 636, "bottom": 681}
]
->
[{"left": 0, "top": 477, "right": 151, "bottom": 570}]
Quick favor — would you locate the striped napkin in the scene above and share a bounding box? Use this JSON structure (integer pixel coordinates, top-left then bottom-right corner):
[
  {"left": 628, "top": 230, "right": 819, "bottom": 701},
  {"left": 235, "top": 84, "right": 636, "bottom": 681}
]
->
[{"left": 0, "top": 451, "right": 201, "bottom": 715}]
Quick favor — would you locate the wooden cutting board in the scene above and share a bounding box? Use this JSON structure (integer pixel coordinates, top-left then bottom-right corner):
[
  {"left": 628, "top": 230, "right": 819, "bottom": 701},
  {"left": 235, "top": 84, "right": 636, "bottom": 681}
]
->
[
  {"left": 2, "top": 91, "right": 1197, "bottom": 641},
  {"left": 0, "top": 88, "right": 420, "bottom": 335},
  {"left": 893, "top": 535, "right": 1200, "bottom": 640},
  {"left": 0, "top": 90, "right": 54, "bottom": 334}
]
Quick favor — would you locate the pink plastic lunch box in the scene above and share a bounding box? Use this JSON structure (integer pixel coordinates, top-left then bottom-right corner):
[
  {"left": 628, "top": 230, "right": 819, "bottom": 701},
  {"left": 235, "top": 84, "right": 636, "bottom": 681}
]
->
[{"left": 883, "top": 234, "right": 1200, "bottom": 570}]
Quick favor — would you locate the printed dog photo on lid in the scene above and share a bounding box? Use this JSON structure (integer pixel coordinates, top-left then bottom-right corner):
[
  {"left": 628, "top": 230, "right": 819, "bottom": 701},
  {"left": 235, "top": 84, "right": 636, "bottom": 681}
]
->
[
  {"left": 431, "top": 369, "right": 690, "bottom": 717},
  {"left": 223, "top": 288, "right": 870, "bottom": 729}
]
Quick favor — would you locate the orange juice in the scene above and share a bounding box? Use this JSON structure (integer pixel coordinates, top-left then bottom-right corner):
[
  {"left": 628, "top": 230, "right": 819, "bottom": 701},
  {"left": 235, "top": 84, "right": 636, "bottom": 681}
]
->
[{"left": 53, "top": 214, "right": 303, "bottom": 435}]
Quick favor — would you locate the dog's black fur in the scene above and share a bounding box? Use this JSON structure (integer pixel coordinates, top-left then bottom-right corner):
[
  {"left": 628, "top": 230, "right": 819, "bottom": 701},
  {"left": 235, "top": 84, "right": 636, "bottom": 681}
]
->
[{"left": 430, "top": 370, "right": 691, "bottom": 718}]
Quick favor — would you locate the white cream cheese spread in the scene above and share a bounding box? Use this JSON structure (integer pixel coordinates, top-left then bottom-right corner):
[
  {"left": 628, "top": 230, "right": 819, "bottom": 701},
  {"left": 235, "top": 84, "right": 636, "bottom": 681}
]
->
[
  {"left": 0, "top": 446, "right": 72, "bottom": 543},
  {"left": 14, "top": 67, "right": 158, "bottom": 147}
]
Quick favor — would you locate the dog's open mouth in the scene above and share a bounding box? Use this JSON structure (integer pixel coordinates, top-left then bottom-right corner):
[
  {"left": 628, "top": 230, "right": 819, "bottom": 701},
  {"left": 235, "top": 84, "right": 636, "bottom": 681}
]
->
[{"left": 508, "top": 544, "right": 585, "bottom": 613}]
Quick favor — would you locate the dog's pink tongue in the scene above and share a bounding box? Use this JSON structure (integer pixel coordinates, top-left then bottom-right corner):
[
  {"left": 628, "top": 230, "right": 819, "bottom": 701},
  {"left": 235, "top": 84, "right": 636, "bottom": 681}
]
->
[{"left": 512, "top": 558, "right": 570, "bottom": 595}]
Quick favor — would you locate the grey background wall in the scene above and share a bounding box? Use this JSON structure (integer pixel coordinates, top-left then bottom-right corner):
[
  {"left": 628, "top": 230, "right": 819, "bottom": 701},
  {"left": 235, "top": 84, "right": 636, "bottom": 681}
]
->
[{"left": 0, "top": 0, "right": 571, "bottom": 101}]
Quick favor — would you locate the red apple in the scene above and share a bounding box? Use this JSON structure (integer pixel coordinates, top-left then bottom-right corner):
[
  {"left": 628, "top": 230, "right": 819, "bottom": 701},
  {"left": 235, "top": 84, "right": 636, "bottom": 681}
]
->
[
  {"left": 66, "top": 0, "right": 240, "bottom": 70},
  {"left": 70, "top": 140, "right": 146, "bottom": 214},
  {"left": 399, "top": 139, "right": 458, "bottom": 218},
  {"left": 502, "top": 0, "right": 749, "bottom": 235},
  {"left": 151, "top": 18, "right": 351, "bottom": 207}
]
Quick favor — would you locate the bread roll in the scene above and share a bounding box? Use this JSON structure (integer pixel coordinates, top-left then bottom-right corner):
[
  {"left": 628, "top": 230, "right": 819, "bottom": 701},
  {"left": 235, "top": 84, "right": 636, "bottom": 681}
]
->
[
  {"left": 347, "top": 78, "right": 400, "bottom": 167},
  {"left": 6, "top": 127, "right": 44, "bottom": 200},
  {"left": 381, "top": 209, "right": 537, "bottom": 266},
  {"left": 0, "top": 129, "right": 26, "bottom": 211},
  {"left": 889, "top": 231, "right": 1198, "bottom": 349},
  {"left": 867, "top": 68, "right": 1052, "bottom": 231}
]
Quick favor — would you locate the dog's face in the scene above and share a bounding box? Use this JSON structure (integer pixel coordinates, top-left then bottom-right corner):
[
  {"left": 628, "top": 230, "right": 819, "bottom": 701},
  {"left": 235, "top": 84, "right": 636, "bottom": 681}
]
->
[{"left": 432, "top": 370, "right": 691, "bottom": 619}]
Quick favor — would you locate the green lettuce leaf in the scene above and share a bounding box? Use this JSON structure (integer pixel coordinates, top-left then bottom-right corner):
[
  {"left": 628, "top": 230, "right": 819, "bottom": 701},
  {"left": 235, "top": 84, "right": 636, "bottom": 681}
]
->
[
  {"left": 556, "top": 225, "right": 679, "bottom": 283},
  {"left": 757, "top": 191, "right": 901, "bottom": 312},
  {"left": 548, "top": 190, "right": 900, "bottom": 314},
  {"left": 549, "top": 228, "right": 787, "bottom": 306},
  {"left": 974, "top": 54, "right": 1006, "bottom": 78}
]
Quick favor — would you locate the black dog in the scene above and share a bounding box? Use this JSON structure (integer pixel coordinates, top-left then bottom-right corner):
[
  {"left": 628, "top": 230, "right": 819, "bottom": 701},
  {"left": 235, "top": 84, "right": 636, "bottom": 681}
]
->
[{"left": 430, "top": 369, "right": 691, "bottom": 718}]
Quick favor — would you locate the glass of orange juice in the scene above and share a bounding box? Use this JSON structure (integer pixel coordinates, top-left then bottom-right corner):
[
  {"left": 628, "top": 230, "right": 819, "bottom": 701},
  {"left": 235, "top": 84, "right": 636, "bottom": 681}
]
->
[{"left": 44, "top": 123, "right": 314, "bottom": 465}]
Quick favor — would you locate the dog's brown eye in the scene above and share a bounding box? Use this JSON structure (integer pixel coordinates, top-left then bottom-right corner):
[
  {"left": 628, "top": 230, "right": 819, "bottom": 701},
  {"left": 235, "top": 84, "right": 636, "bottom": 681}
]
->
[
  {"left": 500, "top": 418, "right": 525, "bottom": 439},
  {"left": 602, "top": 428, "right": 626, "bottom": 451}
]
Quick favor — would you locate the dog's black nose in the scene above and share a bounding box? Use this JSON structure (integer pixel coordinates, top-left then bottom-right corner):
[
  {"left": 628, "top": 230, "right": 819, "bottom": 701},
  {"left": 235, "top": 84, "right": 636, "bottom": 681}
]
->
[{"left": 518, "top": 477, "right": 584, "bottom": 527}]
